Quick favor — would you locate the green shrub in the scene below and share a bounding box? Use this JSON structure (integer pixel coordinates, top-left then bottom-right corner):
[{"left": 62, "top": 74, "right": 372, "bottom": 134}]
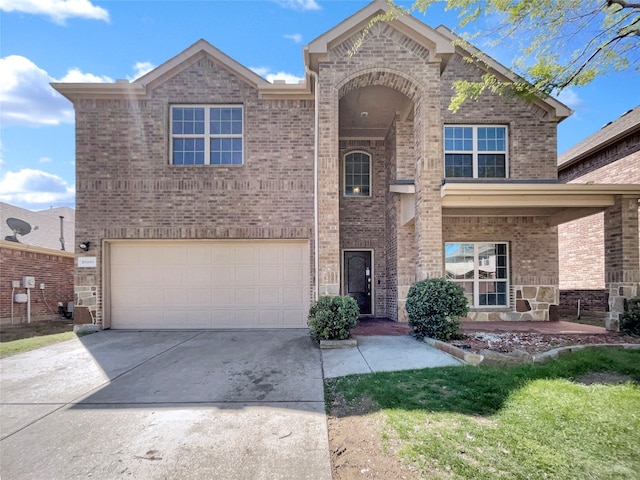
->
[
  {"left": 308, "top": 296, "right": 359, "bottom": 344},
  {"left": 406, "top": 278, "right": 468, "bottom": 340},
  {"left": 620, "top": 297, "right": 640, "bottom": 335}
]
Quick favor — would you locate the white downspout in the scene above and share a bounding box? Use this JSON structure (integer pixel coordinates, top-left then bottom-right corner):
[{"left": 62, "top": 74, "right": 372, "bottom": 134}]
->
[{"left": 306, "top": 67, "right": 319, "bottom": 301}]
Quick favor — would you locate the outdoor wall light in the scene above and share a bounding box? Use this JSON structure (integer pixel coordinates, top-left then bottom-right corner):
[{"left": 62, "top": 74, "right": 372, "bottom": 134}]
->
[{"left": 79, "top": 241, "right": 91, "bottom": 251}]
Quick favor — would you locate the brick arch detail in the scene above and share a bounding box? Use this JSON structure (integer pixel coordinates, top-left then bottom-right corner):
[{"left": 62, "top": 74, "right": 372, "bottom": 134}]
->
[{"left": 336, "top": 67, "right": 424, "bottom": 103}]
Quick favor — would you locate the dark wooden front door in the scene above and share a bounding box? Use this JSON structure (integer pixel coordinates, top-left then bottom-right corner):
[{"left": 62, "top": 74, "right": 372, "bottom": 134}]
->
[{"left": 344, "top": 251, "right": 372, "bottom": 315}]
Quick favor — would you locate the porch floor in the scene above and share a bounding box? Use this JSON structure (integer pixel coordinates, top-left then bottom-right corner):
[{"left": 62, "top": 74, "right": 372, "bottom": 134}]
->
[{"left": 352, "top": 317, "right": 607, "bottom": 336}]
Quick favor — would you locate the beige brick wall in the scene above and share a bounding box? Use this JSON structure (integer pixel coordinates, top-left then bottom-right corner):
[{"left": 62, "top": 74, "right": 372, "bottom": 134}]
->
[
  {"left": 441, "top": 55, "right": 558, "bottom": 180},
  {"left": 558, "top": 141, "right": 640, "bottom": 289},
  {"left": 74, "top": 57, "right": 314, "bottom": 323}
]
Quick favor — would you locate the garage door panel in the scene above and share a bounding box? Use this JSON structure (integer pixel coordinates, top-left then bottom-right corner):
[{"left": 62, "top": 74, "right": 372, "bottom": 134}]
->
[
  {"left": 109, "top": 241, "right": 309, "bottom": 329},
  {"left": 235, "top": 287, "right": 258, "bottom": 305},
  {"left": 259, "top": 265, "right": 282, "bottom": 284},
  {"left": 211, "top": 288, "right": 237, "bottom": 306},
  {"left": 162, "top": 265, "right": 186, "bottom": 285},
  {"left": 235, "top": 245, "right": 259, "bottom": 264},
  {"left": 162, "top": 246, "right": 188, "bottom": 265},
  {"left": 138, "top": 266, "right": 164, "bottom": 285},
  {"left": 284, "top": 309, "right": 306, "bottom": 326},
  {"left": 283, "top": 245, "right": 304, "bottom": 264},
  {"left": 187, "top": 288, "right": 211, "bottom": 305},
  {"left": 283, "top": 266, "right": 304, "bottom": 285},
  {"left": 259, "top": 244, "right": 283, "bottom": 263},
  {"left": 259, "top": 287, "right": 281, "bottom": 305},
  {"left": 283, "top": 287, "right": 305, "bottom": 304},
  {"left": 185, "top": 310, "right": 213, "bottom": 327},
  {"left": 186, "top": 245, "right": 212, "bottom": 265},
  {"left": 236, "top": 266, "right": 258, "bottom": 284},
  {"left": 163, "top": 288, "right": 188, "bottom": 307},
  {"left": 211, "top": 266, "right": 235, "bottom": 285}
]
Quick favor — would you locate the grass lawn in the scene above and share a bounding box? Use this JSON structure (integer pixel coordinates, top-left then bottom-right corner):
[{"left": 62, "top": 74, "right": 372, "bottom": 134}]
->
[
  {"left": 327, "top": 349, "right": 640, "bottom": 479},
  {"left": 0, "top": 321, "right": 78, "bottom": 358}
]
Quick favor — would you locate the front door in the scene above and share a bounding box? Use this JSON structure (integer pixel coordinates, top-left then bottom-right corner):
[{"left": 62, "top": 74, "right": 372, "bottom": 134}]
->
[{"left": 344, "top": 251, "right": 372, "bottom": 315}]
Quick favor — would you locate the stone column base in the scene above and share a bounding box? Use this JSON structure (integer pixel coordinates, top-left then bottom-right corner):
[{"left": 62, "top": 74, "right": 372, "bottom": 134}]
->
[{"left": 606, "top": 282, "right": 639, "bottom": 331}]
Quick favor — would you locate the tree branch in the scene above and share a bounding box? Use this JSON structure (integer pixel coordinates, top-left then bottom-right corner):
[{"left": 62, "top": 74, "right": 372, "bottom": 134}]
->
[{"left": 607, "top": 0, "right": 640, "bottom": 9}]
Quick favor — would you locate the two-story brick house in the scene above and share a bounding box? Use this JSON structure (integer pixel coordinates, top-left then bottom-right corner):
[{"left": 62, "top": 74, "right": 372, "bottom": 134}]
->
[{"left": 53, "top": 0, "right": 640, "bottom": 330}]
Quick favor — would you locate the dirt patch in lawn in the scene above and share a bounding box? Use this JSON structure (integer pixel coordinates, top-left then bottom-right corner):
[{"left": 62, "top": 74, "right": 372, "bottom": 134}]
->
[
  {"left": 0, "top": 321, "right": 73, "bottom": 342},
  {"left": 575, "top": 372, "right": 636, "bottom": 385},
  {"left": 327, "top": 392, "right": 419, "bottom": 480}
]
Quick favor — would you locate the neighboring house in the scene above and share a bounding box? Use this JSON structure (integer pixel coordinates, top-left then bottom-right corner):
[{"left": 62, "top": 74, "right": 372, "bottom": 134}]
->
[
  {"left": 0, "top": 203, "right": 75, "bottom": 324},
  {"left": 558, "top": 106, "right": 640, "bottom": 324},
  {"left": 52, "top": 0, "right": 639, "bottom": 331}
]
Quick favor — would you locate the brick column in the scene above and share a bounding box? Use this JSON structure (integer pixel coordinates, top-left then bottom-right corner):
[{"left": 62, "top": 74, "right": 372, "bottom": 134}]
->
[
  {"left": 414, "top": 94, "right": 444, "bottom": 281},
  {"left": 317, "top": 69, "right": 341, "bottom": 296},
  {"left": 604, "top": 195, "right": 640, "bottom": 330}
]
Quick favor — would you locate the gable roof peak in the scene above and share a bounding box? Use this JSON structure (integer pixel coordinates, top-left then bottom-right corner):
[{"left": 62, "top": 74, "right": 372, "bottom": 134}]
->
[
  {"left": 305, "top": 0, "right": 455, "bottom": 70},
  {"left": 133, "top": 38, "right": 269, "bottom": 89}
]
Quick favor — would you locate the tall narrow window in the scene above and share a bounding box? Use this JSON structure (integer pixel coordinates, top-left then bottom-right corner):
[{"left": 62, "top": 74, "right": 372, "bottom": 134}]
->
[
  {"left": 344, "top": 151, "right": 371, "bottom": 197},
  {"left": 171, "top": 105, "right": 243, "bottom": 165},
  {"left": 445, "top": 242, "right": 509, "bottom": 307},
  {"left": 444, "top": 125, "right": 507, "bottom": 178}
]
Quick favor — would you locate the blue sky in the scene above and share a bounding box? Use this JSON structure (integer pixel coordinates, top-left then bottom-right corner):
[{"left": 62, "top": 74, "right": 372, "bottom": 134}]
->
[{"left": 1, "top": 0, "right": 638, "bottom": 210}]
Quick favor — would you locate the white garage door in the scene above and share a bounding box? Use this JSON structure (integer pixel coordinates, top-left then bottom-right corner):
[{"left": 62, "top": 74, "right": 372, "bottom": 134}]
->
[{"left": 108, "top": 241, "right": 310, "bottom": 329}]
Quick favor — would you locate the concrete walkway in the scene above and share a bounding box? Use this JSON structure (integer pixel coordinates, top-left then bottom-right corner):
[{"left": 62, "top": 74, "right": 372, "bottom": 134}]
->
[
  {"left": 0, "top": 330, "right": 331, "bottom": 480},
  {"left": 321, "top": 335, "right": 461, "bottom": 378}
]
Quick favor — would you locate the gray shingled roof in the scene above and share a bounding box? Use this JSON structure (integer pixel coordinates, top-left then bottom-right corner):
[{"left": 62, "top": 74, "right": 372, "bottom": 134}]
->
[
  {"left": 0, "top": 203, "right": 75, "bottom": 251},
  {"left": 558, "top": 105, "right": 640, "bottom": 168}
]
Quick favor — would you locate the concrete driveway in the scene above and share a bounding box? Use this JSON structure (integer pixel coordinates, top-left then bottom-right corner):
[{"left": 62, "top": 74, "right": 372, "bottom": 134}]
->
[{"left": 0, "top": 330, "right": 331, "bottom": 480}]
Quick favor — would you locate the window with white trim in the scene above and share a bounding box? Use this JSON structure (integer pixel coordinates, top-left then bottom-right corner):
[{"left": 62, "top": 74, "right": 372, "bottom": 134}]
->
[
  {"left": 445, "top": 242, "right": 509, "bottom": 307},
  {"left": 171, "top": 105, "right": 243, "bottom": 165},
  {"left": 444, "top": 126, "right": 507, "bottom": 178},
  {"left": 344, "top": 151, "right": 371, "bottom": 196}
]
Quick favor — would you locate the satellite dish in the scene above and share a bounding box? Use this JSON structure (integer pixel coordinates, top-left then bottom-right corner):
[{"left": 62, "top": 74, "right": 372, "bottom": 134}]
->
[{"left": 5, "top": 217, "right": 32, "bottom": 243}]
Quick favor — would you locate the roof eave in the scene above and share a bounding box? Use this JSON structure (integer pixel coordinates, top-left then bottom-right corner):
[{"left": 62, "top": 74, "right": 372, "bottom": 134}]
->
[{"left": 51, "top": 82, "right": 147, "bottom": 101}]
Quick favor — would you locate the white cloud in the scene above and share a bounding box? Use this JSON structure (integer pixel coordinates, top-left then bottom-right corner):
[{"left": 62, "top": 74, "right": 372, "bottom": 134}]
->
[
  {"left": 0, "top": 55, "right": 113, "bottom": 126},
  {"left": 284, "top": 33, "right": 303, "bottom": 43},
  {"left": 251, "top": 66, "right": 304, "bottom": 84},
  {"left": 60, "top": 67, "right": 112, "bottom": 83},
  {"left": 128, "top": 61, "right": 155, "bottom": 81},
  {"left": 556, "top": 88, "right": 584, "bottom": 111},
  {"left": 39, "top": 156, "right": 53, "bottom": 163},
  {"left": 275, "top": 0, "right": 320, "bottom": 11},
  {"left": 0, "top": 168, "right": 75, "bottom": 209},
  {"left": 0, "top": 0, "right": 109, "bottom": 24}
]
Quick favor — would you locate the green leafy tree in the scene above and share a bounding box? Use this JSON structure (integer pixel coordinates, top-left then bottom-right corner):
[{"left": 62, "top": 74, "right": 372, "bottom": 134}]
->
[{"left": 369, "top": 0, "right": 639, "bottom": 110}]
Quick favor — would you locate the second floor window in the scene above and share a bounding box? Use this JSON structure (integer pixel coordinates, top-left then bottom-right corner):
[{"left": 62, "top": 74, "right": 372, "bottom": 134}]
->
[
  {"left": 171, "top": 105, "right": 243, "bottom": 165},
  {"left": 344, "top": 151, "right": 371, "bottom": 196},
  {"left": 444, "top": 125, "right": 507, "bottom": 178}
]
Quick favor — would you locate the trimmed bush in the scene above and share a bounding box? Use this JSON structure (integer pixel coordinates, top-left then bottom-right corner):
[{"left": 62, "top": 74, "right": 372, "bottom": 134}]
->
[
  {"left": 620, "top": 297, "right": 640, "bottom": 336},
  {"left": 406, "top": 278, "right": 468, "bottom": 340},
  {"left": 308, "top": 295, "right": 359, "bottom": 344}
]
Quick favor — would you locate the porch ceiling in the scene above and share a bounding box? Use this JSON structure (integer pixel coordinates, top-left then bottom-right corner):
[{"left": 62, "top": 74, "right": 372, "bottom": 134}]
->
[
  {"left": 440, "top": 183, "right": 640, "bottom": 226},
  {"left": 339, "top": 85, "right": 413, "bottom": 138}
]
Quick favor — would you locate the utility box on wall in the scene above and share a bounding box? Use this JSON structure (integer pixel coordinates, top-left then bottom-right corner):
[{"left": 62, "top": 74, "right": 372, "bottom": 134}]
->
[{"left": 22, "top": 276, "right": 36, "bottom": 288}]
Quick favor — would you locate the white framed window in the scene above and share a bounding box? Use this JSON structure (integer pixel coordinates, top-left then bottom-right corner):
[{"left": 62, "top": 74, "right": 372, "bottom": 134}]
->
[
  {"left": 445, "top": 242, "right": 509, "bottom": 307},
  {"left": 344, "top": 151, "right": 371, "bottom": 197},
  {"left": 444, "top": 125, "right": 508, "bottom": 178},
  {"left": 171, "top": 105, "right": 243, "bottom": 165}
]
